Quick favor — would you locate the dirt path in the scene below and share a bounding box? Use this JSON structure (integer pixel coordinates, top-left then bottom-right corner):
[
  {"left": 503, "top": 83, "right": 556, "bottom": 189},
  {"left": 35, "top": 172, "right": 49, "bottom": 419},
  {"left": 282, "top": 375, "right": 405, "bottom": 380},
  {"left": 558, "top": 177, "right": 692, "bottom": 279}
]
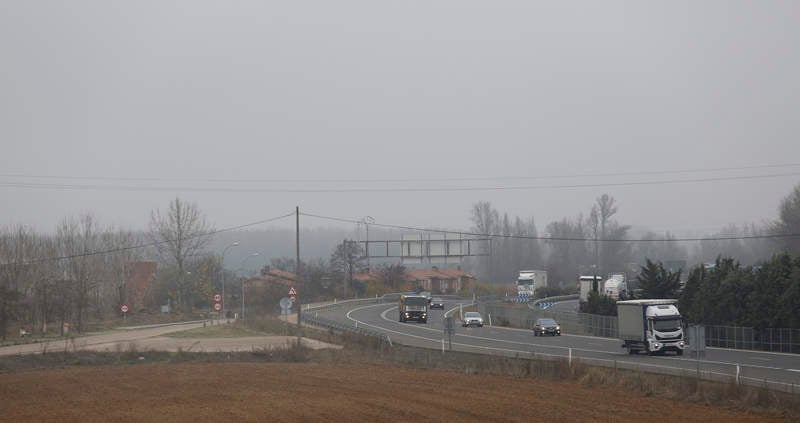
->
[
  {"left": 0, "top": 363, "right": 784, "bottom": 422},
  {"left": 0, "top": 321, "right": 340, "bottom": 356}
]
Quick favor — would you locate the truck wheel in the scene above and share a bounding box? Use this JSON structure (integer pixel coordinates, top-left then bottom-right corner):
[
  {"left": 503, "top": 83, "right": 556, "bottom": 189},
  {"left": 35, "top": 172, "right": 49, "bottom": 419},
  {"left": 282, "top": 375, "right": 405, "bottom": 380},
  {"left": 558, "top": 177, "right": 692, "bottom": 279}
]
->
[{"left": 627, "top": 344, "right": 636, "bottom": 355}]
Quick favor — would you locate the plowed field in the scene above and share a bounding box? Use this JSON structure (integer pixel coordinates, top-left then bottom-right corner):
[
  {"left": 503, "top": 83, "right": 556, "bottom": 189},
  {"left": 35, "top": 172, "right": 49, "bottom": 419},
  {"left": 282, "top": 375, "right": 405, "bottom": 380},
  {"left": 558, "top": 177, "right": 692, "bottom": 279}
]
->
[{"left": 0, "top": 363, "right": 784, "bottom": 422}]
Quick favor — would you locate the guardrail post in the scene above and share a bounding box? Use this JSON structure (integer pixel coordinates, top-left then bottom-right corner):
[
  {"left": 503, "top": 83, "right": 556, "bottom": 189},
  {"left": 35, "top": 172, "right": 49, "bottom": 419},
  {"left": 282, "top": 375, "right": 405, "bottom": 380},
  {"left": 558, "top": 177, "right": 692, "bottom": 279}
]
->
[
  {"left": 736, "top": 365, "right": 740, "bottom": 385},
  {"left": 569, "top": 348, "right": 572, "bottom": 367}
]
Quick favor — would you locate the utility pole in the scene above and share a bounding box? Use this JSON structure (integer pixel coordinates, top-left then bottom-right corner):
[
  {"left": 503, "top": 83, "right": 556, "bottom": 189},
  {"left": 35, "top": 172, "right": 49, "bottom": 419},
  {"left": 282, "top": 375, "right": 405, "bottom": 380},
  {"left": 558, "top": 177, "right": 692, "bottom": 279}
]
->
[{"left": 296, "top": 206, "right": 301, "bottom": 346}]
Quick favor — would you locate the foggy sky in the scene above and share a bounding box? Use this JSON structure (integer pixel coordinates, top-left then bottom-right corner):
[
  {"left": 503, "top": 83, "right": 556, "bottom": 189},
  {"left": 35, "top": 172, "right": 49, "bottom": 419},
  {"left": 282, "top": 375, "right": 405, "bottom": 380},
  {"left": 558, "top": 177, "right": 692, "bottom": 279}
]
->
[{"left": 2, "top": 1, "right": 799, "bottom": 237}]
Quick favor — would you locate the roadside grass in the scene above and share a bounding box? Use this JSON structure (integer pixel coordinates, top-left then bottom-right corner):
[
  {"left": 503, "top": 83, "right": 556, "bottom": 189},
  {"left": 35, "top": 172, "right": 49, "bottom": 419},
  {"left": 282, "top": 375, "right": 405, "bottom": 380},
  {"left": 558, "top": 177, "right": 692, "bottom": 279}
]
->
[{"left": 164, "top": 321, "right": 259, "bottom": 338}]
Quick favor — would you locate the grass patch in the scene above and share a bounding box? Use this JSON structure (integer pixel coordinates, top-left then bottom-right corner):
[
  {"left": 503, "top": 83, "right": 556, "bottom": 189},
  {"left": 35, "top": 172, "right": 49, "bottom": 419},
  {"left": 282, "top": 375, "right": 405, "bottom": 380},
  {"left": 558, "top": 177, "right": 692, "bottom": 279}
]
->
[{"left": 164, "top": 321, "right": 263, "bottom": 338}]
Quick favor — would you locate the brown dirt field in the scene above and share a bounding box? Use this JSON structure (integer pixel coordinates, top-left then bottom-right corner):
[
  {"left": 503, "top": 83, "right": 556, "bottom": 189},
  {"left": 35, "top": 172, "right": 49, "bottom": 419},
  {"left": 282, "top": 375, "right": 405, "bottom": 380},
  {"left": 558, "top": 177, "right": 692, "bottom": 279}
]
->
[{"left": 0, "top": 363, "right": 786, "bottom": 422}]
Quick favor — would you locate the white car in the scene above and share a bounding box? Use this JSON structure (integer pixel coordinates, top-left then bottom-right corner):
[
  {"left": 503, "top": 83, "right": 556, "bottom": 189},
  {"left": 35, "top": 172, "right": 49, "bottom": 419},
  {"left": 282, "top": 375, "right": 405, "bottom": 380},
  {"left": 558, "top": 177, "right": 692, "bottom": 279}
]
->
[{"left": 462, "top": 311, "right": 484, "bottom": 327}]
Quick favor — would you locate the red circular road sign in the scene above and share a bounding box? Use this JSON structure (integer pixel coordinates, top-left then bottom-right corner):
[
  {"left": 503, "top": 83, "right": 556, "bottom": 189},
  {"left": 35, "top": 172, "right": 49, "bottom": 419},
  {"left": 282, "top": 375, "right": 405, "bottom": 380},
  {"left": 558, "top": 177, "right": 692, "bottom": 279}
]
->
[
  {"left": 213, "top": 293, "right": 222, "bottom": 302},
  {"left": 213, "top": 302, "right": 222, "bottom": 312},
  {"left": 120, "top": 304, "right": 129, "bottom": 314}
]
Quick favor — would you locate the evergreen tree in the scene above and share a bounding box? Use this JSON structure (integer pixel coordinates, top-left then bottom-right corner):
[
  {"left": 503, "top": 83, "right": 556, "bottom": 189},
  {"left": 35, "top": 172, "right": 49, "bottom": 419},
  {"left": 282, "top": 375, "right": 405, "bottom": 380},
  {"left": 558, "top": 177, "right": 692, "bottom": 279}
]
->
[{"left": 636, "top": 259, "right": 682, "bottom": 299}]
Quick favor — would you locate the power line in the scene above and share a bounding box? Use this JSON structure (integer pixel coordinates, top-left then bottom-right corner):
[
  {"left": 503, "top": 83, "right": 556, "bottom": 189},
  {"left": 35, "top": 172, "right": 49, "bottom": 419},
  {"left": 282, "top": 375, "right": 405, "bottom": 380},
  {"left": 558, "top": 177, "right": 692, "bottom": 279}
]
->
[
  {"left": 2, "top": 162, "right": 799, "bottom": 184},
  {"left": 300, "top": 212, "right": 800, "bottom": 243},
  {"left": 23, "top": 212, "right": 295, "bottom": 265},
  {"left": 1, "top": 172, "right": 799, "bottom": 193}
]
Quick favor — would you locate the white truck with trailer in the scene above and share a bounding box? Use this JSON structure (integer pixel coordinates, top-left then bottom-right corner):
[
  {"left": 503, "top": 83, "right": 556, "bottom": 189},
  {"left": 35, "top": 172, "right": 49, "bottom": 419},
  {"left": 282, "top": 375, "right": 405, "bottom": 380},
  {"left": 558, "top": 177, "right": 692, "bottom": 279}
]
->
[
  {"left": 603, "top": 274, "right": 627, "bottom": 299},
  {"left": 617, "top": 299, "right": 685, "bottom": 356},
  {"left": 516, "top": 270, "right": 547, "bottom": 298}
]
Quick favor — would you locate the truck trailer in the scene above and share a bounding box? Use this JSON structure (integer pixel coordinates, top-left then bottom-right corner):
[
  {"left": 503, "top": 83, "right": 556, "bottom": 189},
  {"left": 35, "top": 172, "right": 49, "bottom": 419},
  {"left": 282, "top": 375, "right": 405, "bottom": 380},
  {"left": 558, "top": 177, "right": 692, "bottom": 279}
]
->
[
  {"left": 617, "top": 299, "right": 685, "bottom": 355},
  {"left": 603, "top": 274, "right": 627, "bottom": 299}
]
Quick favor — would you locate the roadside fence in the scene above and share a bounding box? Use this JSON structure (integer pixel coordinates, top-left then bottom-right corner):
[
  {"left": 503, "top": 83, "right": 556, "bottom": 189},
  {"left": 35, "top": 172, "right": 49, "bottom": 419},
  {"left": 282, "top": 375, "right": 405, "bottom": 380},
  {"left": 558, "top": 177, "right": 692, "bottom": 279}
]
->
[{"left": 479, "top": 297, "right": 800, "bottom": 354}]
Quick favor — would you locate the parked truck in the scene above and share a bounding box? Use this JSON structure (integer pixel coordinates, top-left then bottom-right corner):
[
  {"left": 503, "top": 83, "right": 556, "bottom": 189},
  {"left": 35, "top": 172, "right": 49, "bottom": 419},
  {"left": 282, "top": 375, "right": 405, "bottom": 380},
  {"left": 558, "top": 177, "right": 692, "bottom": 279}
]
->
[
  {"left": 398, "top": 294, "right": 428, "bottom": 323},
  {"left": 516, "top": 270, "right": 548, "bottom": 297},
  {"left": 617, "top": 299, "right": 685, "bottom": 355}
]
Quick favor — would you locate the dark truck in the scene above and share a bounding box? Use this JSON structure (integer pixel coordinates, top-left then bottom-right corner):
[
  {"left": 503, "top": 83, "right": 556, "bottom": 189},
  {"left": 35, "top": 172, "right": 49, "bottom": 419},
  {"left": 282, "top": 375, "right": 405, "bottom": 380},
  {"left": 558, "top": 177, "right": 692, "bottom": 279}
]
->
[{"left": 398, "top": 294, "right": 428, "bottom": 323}]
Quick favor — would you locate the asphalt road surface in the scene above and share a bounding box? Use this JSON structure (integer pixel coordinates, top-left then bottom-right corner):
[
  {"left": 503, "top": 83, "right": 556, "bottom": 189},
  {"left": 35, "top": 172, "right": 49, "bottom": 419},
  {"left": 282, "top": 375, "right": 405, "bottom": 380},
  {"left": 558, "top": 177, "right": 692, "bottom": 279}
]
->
[{"left": 314, "top": 298, "right": 800, "bottom": 392}]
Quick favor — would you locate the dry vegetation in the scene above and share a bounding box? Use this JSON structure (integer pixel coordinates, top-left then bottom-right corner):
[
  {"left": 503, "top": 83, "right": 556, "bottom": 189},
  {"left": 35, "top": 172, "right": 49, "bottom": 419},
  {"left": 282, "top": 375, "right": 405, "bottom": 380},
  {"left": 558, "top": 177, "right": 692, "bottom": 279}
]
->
[{"left": 0, "top": 318, "right": 797, "bottom": 422}]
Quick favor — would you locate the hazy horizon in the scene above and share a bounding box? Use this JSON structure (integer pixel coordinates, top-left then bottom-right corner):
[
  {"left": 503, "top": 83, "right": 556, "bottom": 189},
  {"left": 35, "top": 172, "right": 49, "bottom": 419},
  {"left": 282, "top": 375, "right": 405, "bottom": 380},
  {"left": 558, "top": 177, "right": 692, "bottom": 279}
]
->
[{"left": 3, "top": 1, "right": 799, "bottom": 237}]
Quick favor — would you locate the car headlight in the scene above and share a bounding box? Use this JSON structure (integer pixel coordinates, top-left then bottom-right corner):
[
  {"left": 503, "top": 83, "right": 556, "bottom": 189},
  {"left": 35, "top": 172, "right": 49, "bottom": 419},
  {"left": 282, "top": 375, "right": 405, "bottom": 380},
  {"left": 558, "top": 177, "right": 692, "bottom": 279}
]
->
[{"left": 556, "top": 326, "right": 560, "bottom": 330}]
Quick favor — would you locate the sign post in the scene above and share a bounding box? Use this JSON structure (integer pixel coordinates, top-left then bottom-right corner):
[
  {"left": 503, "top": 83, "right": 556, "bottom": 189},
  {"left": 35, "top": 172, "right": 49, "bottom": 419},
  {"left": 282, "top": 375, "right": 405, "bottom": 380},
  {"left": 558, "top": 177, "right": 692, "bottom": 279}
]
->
[
  {"left": 120, "top": 304, "right": 129, "bottom": 321},
  {"left": 212, "top": 293, "right": 222, "bottom": 317}
]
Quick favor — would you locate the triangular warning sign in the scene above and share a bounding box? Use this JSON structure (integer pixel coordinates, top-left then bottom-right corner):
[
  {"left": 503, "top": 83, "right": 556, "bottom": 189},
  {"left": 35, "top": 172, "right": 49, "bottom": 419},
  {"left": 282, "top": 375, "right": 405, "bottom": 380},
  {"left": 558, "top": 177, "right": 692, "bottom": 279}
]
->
[{"left": 288, "top": 286, "right": 297, "bottom": 296}]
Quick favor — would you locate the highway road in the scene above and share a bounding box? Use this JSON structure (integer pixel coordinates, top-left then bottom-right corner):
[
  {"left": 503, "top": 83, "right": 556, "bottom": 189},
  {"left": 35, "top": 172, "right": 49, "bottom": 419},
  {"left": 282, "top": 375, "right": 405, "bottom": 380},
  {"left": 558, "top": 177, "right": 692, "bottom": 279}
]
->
[{"left": 314, "top": 297, "right": 800, "bottom": 392}]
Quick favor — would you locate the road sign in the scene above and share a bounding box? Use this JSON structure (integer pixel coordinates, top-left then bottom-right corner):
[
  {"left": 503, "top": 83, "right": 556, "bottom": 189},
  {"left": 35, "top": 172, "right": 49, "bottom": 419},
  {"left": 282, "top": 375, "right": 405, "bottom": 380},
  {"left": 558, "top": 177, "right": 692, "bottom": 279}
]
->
[
  {"left": 120, "top": 304, "right": 129, "bottom": 314},
  {"left": 279, "top": 297, "right": 292, "bottom": 315},
  {"left": 288, "top": 286, "right": 297, "bottom": 296},
  {"left": 213, "top": 293, "right": 222, "bottom": 302},
  {"left": 213, "top": 302, "right": 222, "bottom": 312}
]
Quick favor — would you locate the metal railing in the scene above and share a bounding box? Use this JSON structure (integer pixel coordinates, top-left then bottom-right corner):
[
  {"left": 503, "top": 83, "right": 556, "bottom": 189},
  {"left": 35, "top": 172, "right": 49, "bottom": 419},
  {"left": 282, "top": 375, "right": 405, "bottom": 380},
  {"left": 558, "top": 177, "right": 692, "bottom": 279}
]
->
[
  {"left": 481, "top": 297, "right": 800, "bottom": 354},
  {"left": 300, "top": 296, "right": 391, "bottom": 345},
  {"left": 705, "top": 325, "right": 800, "bottom": 354}
]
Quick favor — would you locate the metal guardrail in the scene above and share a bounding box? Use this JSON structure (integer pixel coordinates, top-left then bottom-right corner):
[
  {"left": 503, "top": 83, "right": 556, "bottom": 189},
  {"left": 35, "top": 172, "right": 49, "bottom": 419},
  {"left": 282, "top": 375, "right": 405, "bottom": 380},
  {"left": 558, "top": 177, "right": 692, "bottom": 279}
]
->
[{"left": 301, "top": 297, "right": 392, "bottom": 345}]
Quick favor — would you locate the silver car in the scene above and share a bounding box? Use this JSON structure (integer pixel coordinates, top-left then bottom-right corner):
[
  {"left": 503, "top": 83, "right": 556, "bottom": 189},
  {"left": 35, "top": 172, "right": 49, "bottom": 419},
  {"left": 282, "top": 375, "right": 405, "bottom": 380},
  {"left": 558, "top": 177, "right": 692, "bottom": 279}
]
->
[{"left": 462, "top": 311, "right": 484, "bottom": 327}]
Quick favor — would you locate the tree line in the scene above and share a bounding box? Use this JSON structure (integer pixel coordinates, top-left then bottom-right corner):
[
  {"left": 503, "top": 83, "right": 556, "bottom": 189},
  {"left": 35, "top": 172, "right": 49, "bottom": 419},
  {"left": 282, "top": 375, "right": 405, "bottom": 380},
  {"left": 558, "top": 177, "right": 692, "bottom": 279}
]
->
[
  {"left": 2, "top": 184, "right": 800, "bottom": 339},
  {"left": 0, "top": 198, "right": 422, "bottom": 340},
  {"left": 465, "top": 184, "right": 800, "bottom": 290},
  {"left": 584, "top": 253, "right": 800, "bottom": 330}
]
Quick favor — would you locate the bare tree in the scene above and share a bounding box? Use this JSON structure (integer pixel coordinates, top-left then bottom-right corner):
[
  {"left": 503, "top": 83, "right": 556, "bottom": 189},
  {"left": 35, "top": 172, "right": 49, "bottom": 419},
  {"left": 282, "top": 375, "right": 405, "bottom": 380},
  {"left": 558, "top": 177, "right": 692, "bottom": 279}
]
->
[
  {"left": 469, "top": 201, "right": 500, "bottom": 283},
  {"left": 99, "top": 229, "right": 141, "bottom": 311},
  {"left": 329, "top": 240, "right": 364, "bottom": 298},
  {"left": 589, "top": 194, "right": 630, "bottom": 275},
  {"left": 544, "top": 215, "right": 589, "bottom": 286},
  {"left": 149, "top": 198, "right": 213, "bottom": 311},
  {"left": 772, "top": 183, "right": 800, "bottom": 254},
  {"left": 0, "top": 225, "right": 39, "bottom": 340},
  {"left": 57, "top": 213, "right": 104, "bottom": 333},
  {"left": 470, "top": 201, "right": 499, "bottom": 236}
]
